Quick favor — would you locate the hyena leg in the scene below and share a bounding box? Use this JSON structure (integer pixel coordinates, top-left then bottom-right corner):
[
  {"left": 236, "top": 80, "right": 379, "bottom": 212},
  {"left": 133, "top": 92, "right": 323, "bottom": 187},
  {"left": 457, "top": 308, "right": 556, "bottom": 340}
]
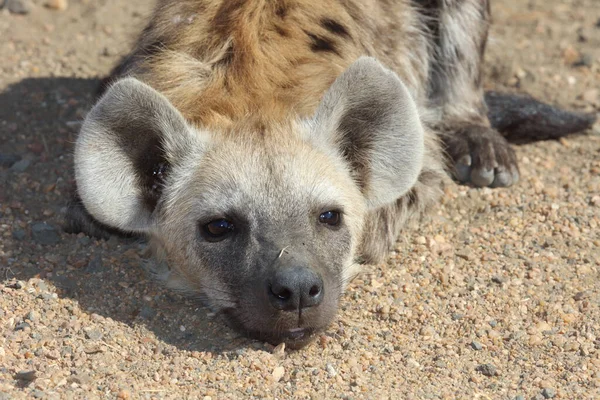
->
[{"left": 423, "top": 0, "right": 519, "bottom": 187}]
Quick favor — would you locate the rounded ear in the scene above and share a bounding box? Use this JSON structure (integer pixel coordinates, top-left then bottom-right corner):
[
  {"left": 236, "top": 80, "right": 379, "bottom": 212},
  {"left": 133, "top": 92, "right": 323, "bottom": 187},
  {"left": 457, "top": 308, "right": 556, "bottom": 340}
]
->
[
  {"left": 74, "top": 77, "right": 200, "bottom": 233},
  {"left": 308, "top": 57, "right": 425, "bottom": 209}
]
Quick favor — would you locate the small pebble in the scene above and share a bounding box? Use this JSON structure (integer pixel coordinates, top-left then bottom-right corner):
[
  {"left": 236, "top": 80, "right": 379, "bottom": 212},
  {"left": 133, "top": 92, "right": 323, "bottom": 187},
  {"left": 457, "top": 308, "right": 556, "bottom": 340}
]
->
[
  {"left": 272, "top": 366, "right": 285, "bottom": 382},
  {"left": 0, "top": 153, "right": 21, "bottom": 167},
  {"left": 476, "top": 363, "right": 497, "bottom": 377},
  {"left": 326, "top": 363, "right": 337, "bottom": 377},
  {"left": 78, "top": 236, "right": 91, "bottom": 246},
  {"left": 139, "top": 305, "right": 156, "bottom": 320},
  {"left": 85, "top": 254, "right": 103, "bottom": 273},
  {"left": 451, "top": 313, "right": 464, "bottom": 321},
  {"left": 541, "top": 388, "right": 556, "bottom": 399},
  {"left": 14, "top": 322, "right": 31, "bottom": 331},
  {"left": 9, "top": 159, "right": 31, "bottom": 173},
  {"left": 25, "top": 310, "right": 38, "bottom": 322},
  {"left": 514, "top": 396, "right": 525, "bottom": 400},
  {"left": 12, "top": 229, "right": 26, "bottom": 241},
  {"left": 14, "top": 370, "right": 37, "bottom": 382},
  {"left": 85, "top": 328, "right": 103, "bottom": 341},
  {"left": 572, "top": 53, "right": 593, "bottom": 68},
  {"left": 471, "top": 340, "right": 483, "bottom": 351},
  {"left": 272, "top": 342, "right": 285, "bottom": 358},
  {"left": 31, "top": 222, "right": 60, "bottom": 245},
  {"left": 46, "top": 0, "right": 67, "bottom": 10},
  {"left": 9, "top": 281, "right": 25, "bottom": 289},
  {"left": 6, "top": 0, "right": 32, "bottom": 14}
]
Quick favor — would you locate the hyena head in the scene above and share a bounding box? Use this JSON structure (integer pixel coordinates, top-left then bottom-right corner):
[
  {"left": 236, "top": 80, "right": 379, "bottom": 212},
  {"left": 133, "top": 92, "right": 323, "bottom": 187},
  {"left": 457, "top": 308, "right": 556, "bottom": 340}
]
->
[{"left": 74, "top": 57, "right": 424, "bottom": 348}]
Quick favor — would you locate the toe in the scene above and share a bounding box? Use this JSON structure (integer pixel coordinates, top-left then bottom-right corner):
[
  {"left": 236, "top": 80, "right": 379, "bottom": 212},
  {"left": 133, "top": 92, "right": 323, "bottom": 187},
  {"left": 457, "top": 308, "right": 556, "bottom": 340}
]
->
[
  {"left": 490, "top": 167, "right": 514, "bottom": 188},
  {"left": 454, "top": 155, "right": 472, "bottom": 183},
  {"left": 471, "top": 167, "right": 495, "bottom": 187}
]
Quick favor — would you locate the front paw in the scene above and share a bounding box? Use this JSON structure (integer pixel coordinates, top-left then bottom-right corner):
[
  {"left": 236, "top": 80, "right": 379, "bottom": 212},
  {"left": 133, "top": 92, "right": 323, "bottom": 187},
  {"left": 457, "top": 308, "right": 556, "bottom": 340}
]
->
[{"left": 444, "top": 125, "right": 519, "bottom": 188}]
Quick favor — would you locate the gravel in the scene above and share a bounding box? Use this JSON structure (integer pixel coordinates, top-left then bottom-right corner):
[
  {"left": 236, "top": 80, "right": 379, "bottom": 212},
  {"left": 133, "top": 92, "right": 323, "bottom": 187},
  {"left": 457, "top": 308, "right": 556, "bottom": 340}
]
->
[{"left": 1, "top": 0, "right": 599, "bottom": 399}]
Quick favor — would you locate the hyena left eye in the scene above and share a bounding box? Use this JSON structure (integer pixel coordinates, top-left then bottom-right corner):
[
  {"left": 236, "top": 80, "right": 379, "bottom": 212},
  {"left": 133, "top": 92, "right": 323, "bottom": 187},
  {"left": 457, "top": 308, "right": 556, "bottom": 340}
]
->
[
  {"left": 201, "top": 219, "right": 235, "bottom": 242},
  {"left": 319, "top": 210, "right": 341, "bottom": 226}
]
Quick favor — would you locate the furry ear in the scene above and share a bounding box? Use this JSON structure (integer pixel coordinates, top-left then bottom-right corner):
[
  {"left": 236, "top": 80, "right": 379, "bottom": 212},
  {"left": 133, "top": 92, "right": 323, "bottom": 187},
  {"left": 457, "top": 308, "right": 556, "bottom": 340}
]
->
[
  {"left": 308, "top": 57, "right": 424, "bottom": 209},
  {"left": 74, "top": 77, "right": 201, "bottom": 233}
]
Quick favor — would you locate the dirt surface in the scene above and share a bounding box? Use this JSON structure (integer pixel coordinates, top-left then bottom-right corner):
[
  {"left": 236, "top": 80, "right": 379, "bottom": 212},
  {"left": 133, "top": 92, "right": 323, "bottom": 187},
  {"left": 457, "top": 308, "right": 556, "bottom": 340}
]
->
[{"left": 1, "top": 0, "right": 600, "bottom": 399}]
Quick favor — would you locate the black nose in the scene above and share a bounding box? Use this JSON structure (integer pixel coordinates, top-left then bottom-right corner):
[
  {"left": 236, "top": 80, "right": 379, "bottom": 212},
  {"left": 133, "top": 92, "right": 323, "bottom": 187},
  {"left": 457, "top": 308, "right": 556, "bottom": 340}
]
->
[{"left": 268, "top": 266, "right": 324, "bottom": 311}]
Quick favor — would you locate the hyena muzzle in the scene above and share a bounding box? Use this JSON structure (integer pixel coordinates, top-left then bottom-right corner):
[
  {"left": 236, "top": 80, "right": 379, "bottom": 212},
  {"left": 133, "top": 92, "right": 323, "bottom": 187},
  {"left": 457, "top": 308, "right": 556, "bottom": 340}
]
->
[{"left": 65, "top": 0, "right": 594, "bottom": 348}]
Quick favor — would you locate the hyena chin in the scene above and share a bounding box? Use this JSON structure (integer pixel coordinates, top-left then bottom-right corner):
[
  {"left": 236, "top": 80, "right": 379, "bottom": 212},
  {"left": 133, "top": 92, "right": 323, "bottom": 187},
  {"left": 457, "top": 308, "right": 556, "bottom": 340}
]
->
[{"left": 67, "top": 0, "right": 594, "bottom": 348}]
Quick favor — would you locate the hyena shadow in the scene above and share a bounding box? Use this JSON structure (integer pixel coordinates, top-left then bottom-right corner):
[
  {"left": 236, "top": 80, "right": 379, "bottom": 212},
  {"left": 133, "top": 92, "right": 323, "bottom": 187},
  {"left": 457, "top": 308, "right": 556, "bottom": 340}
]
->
[{"left": 0, "top": 77, "right": 251, "bottom": 354}]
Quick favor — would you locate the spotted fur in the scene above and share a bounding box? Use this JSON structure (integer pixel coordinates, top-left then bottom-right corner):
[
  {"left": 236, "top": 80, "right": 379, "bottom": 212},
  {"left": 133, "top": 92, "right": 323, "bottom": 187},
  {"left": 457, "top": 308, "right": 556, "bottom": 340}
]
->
[{"left": 68, "top": 0, "right": 592, "bottom": 347}]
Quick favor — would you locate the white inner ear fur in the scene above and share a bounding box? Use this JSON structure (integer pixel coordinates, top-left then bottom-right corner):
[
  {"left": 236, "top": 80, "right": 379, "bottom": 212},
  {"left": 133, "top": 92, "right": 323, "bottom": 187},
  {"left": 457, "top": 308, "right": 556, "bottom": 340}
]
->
[
  {"left": 74, "top": 77, "right": 203, "bottom": 233},
  {"left": 75, "top": 117, "right": 151, "bottom": 231},
  {"left": 306, "top": 56, "right": 425, "bottom": 209}
]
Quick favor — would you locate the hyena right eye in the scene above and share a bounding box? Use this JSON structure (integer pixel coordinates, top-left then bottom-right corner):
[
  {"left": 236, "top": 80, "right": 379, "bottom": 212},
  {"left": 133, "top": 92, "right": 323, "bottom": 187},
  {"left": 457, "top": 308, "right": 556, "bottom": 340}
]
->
[{"left": 201, "top": 219, "right": 235, "bottom": 242}]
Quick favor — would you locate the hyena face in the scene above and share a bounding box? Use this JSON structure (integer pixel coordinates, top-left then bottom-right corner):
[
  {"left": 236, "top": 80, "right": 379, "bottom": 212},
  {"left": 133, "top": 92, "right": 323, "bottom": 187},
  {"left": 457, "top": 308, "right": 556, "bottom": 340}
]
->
[
  {"left": 157, "top": 134, "right": 366, "bottom": 347},
  {"left": 74, "top": 58, "right": 425, "bottom": 347}
]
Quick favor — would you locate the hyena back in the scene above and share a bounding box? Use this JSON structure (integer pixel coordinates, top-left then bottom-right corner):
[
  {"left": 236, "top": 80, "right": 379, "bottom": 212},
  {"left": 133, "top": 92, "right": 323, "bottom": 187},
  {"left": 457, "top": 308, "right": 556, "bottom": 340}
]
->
[{"left": 67, "top": 0, "right": 594, "bottom": 348}]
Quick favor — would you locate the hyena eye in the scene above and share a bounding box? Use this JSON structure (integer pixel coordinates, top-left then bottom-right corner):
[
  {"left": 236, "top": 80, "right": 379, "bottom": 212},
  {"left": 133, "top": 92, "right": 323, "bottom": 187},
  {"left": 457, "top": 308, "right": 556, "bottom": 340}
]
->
[
  {"left": 201, "top": 219, "right": 235, "bottom": 242},
  {"left": 319, "top": 210, "right": 341, "bottom": 226}
]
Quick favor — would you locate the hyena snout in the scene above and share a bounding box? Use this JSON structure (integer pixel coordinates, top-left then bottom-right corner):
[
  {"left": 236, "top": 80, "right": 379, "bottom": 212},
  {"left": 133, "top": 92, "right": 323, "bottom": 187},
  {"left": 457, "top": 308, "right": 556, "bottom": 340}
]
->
[{"left": 268, "top": 265, "right": 324, "bottom": 311}]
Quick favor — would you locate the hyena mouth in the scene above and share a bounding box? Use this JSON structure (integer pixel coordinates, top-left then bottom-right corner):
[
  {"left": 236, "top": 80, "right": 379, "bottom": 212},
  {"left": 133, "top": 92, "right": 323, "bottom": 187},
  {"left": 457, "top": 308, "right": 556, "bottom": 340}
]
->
[
  {"left": 249, "top": 327, "right": 318, "bottom": 350},
  {"left": 221, "top": 307, "right": 324, "bottom": 349}
]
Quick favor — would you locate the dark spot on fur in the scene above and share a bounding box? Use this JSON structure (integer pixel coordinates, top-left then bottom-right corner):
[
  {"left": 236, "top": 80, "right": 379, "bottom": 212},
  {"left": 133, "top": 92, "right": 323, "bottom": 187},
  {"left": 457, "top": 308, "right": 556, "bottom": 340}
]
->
[
  {"left": 305, "top": 32, "right": 339, "bottom": 55},
  {"left": 453, "top": 46, "right": 464, "bottom": 62},
  {"left": 274, "top": 24, "right": 289, "bottom": 37},
  {"left": 321, "top": 18, "right": 350, "bottom": 38},
  {"left": 275, "top": 1, "right": 287, "bottom": 18}
]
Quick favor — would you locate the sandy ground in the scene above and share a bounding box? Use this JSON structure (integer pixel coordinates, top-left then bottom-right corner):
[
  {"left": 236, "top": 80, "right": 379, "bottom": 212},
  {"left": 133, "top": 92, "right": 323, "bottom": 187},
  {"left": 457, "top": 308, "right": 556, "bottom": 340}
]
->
[{"left": 1, "top": 0, "right": 599, "bottom": 399}]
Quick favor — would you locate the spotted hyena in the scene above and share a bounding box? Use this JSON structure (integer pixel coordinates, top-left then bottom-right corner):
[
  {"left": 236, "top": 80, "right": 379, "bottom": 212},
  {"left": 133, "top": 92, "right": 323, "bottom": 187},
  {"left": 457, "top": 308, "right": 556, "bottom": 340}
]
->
[{"left": 65, "top": 0, "right": 594, "bottom": 348}]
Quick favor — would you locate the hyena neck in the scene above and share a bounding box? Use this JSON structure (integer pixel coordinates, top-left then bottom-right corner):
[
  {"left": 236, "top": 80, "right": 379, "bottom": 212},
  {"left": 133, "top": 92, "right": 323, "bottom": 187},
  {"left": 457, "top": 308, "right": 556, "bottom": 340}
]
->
[{"left": 116, "top": 0, "right": 431, "bottom": 130}]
